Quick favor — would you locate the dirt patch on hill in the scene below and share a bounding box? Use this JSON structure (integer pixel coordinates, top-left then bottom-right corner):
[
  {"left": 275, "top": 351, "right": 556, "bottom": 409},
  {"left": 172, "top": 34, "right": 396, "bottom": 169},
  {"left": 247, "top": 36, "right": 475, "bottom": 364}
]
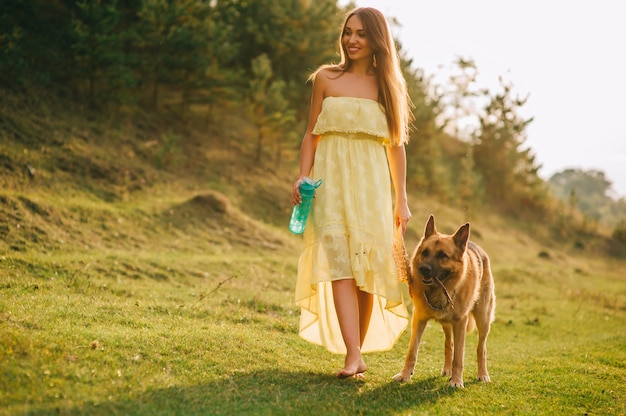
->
[{"left": 160, "top": 190, "right": 292, "bottom": 251}]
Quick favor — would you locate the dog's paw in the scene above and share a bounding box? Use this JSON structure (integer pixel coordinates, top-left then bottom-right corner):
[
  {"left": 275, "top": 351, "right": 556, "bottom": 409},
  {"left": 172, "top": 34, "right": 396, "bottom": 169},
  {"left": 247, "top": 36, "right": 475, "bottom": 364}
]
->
[
  {"left": 477, "top": 374, "right": 491, "bottom": 383},
  {"left": 441, "top": 368, "right": 452, "bottom": 377},
  {"left": 449, "top": 378, "right": 464, "bottom": 388},
  {"left": 391, "top": 371, "right": 412, "bottom": 383}
]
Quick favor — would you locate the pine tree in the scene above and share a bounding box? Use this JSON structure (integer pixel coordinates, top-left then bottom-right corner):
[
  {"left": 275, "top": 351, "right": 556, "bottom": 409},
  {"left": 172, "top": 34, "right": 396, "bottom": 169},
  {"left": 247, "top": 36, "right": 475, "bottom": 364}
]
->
[
  {"left": 247, "top": 54, "right": 295, "bottom": 166},
  {"left": 213, "top": 0, "right": 342, "bottom": 116},
  {"left": 71, "top": 0, "right": 131, "bottom": 106},
  {"left": 133, "top": 0, "right": 210, "bottom": 109},
  {"left": 473, "top": 78, "right": 546, "bottom": 215}
]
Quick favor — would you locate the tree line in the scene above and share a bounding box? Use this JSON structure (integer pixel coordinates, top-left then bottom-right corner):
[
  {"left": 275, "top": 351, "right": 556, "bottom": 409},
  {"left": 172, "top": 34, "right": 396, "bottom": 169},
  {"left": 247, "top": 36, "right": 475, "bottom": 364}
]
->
[{"left": 1, "top": 0, "right": 624, "bottom": 249}]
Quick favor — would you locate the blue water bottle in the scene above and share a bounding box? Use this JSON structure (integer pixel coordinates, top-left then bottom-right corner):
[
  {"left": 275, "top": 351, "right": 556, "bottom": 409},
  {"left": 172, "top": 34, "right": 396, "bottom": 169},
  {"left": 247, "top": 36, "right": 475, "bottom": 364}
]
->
[{"left": 289, "top": 177, "right": 322, "bottom": 234}]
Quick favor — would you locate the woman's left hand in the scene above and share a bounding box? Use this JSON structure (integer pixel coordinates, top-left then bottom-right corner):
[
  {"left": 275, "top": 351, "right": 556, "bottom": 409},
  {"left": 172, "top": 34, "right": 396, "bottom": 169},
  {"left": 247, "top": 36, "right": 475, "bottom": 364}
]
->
[{"left": 395, "top": 203, "right": 411, "bottom": 234}]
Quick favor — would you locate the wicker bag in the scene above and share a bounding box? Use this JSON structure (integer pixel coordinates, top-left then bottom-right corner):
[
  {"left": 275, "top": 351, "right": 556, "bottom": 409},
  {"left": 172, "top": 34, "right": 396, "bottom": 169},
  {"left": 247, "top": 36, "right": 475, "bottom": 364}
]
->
[{"left": 393, "top": 225, "right": 411, "bottom": 283}]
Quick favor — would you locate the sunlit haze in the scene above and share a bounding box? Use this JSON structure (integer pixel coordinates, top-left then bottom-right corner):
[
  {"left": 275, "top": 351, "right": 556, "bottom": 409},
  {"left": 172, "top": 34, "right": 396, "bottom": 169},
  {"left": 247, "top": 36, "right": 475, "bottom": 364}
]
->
[{"left": 347, "top": 0, "right": 626, "bottom": 198}]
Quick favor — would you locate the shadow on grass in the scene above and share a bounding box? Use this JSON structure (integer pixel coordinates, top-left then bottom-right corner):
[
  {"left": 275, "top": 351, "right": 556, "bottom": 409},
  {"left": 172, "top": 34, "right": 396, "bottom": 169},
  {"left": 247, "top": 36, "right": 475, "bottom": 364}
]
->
[{"left": 26, "top": 370, "right": 459, "bottom": 415}]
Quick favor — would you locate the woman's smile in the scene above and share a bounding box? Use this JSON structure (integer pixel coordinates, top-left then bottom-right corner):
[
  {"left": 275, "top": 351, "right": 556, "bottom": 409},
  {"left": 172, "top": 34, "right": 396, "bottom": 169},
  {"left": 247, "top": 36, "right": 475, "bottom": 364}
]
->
[{"left": 342, "top": 15, "right": 372, "bottom": 62}]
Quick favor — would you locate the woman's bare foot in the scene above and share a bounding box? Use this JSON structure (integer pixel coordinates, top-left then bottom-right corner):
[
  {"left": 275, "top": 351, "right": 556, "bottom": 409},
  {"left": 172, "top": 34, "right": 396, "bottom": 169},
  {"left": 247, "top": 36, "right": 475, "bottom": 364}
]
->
[{"left": 337, "top": 358, "right": 367, "bottom": 379}]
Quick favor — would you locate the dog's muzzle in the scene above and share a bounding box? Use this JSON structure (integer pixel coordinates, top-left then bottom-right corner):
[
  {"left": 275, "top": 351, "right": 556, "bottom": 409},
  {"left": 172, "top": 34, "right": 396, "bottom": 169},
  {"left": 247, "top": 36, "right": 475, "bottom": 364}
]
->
[
  {"left": 419, "top": 264, "right": 449, "bottom": 285},
  {"left": 419, "top": 264, "right": 435, "bottom": 285}
]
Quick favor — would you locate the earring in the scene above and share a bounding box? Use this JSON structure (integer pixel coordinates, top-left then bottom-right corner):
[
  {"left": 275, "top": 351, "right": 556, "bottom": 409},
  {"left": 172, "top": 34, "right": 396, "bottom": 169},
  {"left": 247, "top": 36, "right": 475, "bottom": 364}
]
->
[{"left": 373, "top": 54, "right": 377, "bottom": 67}]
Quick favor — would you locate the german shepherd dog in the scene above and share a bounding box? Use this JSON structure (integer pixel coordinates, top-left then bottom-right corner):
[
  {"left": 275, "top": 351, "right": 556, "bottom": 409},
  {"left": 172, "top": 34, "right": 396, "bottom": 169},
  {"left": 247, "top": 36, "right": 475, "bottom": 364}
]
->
[{"left": 393, "top": 215, "right": 496, "bottom": 388}]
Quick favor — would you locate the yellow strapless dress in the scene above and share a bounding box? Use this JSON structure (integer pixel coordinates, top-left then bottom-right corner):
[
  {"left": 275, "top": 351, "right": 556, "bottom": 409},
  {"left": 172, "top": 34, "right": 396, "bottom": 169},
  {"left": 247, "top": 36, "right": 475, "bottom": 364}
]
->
[{"left": 295, "top": 96, "right": 409, "bottom": 354}]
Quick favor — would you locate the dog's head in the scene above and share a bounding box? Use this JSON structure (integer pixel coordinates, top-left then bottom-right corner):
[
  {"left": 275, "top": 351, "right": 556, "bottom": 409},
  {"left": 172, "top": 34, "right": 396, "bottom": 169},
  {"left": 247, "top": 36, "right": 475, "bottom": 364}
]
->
[{"left": 411, "top": 215, "right": 470, "bottom": 286}]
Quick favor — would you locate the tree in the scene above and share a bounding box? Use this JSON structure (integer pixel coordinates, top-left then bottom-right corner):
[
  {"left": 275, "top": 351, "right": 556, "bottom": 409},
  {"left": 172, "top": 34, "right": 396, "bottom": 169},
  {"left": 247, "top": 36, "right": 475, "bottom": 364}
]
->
[
  {"left": 165, "top": 0, "right": 212, "bottom": 112},
  {"left": 549, "top": 168, "right": 617, "bottom": 224},
  {"left": 437, "top": 57, "right": 486, "bottom": 141},
  {"left": 133, "top": 0, "right": 211, "bottom": 109},
  {"left": 455, "top": 142, "right": 484, "bottom": 216},
  {"left": 213, "top": 0, "right": 343, "bottom": 116},
  {"left": 397, "top": 46, "right": 444, "bottom": 196},
  {"left": 202, "top": 1, "right": 241, "bottom": 124},
  {"left": 0, "top": 1, "right": 32, "bottom": 86},
  {"left": 0, "top": 0, "right": 74, "bottom": 88},
  {"left": 406, "top": 57, "right": 488, "bottom": 205},
  {"left": 247, "top": 54, "right": 296, "bottom": 166},
  {"left": 549, "top": 169, "right": 612, "bottom": 201},
  {"left": 473, "top": 77, "right": 546, "bottom": 214},
  {"left": 71, "top": 0, "right": 132, "bottom": 106}
]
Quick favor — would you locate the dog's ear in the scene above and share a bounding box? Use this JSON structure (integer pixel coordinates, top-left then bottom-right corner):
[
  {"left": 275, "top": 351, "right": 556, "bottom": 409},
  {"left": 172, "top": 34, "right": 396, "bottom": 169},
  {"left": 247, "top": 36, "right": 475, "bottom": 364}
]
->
[
  {"left": 453, "top": 223, "right": 470, "bottom": 252},
  {"left": 424, "top": 214, "right": 437, "bottom": 238}
]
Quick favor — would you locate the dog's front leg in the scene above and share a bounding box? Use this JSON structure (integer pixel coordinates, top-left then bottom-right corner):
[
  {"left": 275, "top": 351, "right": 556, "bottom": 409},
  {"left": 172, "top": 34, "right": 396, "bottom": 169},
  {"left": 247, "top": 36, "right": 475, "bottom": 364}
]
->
[
  {"left": 450, "top": 317, "right": 468, "bottom": 388},
  {"left": 392, "top": 315, "right": 428, "bottom": 382}
]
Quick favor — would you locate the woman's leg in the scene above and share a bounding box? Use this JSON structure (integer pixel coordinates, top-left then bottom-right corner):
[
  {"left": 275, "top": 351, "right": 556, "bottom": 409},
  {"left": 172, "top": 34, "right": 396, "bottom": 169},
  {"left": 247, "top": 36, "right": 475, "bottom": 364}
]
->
[
  {"left": 332, "top": 279, "right": 367, "bottom": 378},
  {"left": 357, "top": 289, "right": 374, "bottom": 346}
]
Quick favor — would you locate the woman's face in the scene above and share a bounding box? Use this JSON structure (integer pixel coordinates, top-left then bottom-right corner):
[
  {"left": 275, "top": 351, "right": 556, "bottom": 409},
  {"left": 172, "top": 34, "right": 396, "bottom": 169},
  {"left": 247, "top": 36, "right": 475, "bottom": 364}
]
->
[{"left": 342, "top": 15, "right": 373, "bottom": 63}]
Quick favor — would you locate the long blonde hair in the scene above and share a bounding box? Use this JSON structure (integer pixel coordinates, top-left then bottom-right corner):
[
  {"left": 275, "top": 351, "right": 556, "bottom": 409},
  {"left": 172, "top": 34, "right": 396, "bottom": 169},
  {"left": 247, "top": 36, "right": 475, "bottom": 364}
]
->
[{"left": 310, "top": 7, "right": 413, "bottom": 146}]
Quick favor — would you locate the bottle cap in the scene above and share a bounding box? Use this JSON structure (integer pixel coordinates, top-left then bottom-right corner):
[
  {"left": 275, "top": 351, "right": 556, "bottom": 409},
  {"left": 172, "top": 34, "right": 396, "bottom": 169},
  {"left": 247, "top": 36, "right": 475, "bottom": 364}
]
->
[{"left": 300, "top": 177, "right": 322, "bottom": 192}]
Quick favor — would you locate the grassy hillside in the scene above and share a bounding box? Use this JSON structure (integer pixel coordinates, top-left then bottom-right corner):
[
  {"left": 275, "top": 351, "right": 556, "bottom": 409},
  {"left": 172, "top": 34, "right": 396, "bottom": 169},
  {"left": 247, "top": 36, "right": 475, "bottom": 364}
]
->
[{"left": 1, "top": 92, "right": 625, "bottom": 415}]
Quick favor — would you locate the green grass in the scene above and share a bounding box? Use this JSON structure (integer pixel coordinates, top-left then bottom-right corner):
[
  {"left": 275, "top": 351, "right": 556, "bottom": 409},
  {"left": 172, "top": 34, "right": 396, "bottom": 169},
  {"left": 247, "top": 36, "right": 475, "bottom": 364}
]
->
[
  {"left": 1, "top": 193, "right": 625, "bottom": 415},
  {"left": 1, "top": 93, "right": 625, "bottom": 415}
]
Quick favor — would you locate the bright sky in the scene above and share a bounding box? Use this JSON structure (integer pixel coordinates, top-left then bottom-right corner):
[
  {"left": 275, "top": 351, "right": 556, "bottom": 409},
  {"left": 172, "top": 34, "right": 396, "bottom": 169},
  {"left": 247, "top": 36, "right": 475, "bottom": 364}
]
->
[{"left": 348, "top": 0, "right": 626, "bottom": 198}]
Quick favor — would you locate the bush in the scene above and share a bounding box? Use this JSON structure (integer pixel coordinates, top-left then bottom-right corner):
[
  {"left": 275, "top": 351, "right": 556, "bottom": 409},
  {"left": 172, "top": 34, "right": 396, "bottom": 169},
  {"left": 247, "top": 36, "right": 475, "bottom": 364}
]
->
[{"left": 613, "top": 220, "right": 626, "bottom": 244}]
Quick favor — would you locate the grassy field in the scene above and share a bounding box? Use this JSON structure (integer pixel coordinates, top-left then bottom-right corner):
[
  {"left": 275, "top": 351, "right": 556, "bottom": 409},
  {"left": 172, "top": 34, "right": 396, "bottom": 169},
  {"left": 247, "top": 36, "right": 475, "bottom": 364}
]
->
[
  {"left": 2, "top": 188, "right": 625, "bottom": 415},
  {"left": 1, "top": 97, "right": 625, "bottom": 415}
]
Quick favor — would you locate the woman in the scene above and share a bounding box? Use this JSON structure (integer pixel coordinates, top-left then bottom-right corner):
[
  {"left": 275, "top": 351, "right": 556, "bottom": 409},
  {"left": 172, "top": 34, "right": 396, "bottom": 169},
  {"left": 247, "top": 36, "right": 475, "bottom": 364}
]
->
[{"left": 291, "top": 7, "right": 413, "bottom": 379}]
